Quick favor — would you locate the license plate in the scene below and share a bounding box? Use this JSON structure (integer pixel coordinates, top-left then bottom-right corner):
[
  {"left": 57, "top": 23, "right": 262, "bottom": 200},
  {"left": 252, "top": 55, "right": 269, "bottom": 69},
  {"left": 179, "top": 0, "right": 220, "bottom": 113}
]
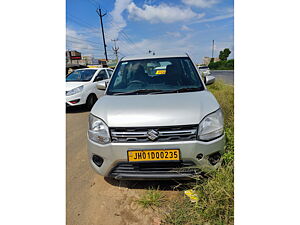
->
[{"left": 127, "top": 149, "right": 180, "bottom": 162}]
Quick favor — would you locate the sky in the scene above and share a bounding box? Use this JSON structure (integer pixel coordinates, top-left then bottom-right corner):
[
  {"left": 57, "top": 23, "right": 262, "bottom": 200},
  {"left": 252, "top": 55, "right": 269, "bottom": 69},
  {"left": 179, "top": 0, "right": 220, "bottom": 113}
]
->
[{"left": 66, "top": 0, "right": 234, "bottom": 64}]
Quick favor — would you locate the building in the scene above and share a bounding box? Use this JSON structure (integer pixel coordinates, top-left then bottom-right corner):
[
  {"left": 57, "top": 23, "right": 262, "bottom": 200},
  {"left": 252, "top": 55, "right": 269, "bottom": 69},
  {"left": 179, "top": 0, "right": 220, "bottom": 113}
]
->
[
  {"left": 66, "top": 50, "right": 83, "bottom": 65},
  {"left": 202, "top": 57, "right": 220, "bottom": 66},
  {"left": 82, "top": 56, "right": 99, "bottom": 65}
]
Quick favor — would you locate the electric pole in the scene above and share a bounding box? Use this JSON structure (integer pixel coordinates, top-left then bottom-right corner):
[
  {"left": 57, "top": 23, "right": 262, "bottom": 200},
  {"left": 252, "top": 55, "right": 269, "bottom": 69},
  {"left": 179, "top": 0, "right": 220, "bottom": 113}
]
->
[
  {"left": 111, "top": 39, "right": 119, "bottom": 62},
  {"left": 212, "top": 40, "right": 214, "bottom": 59},
  {"left": 96, "top": 7, "right": 108, "bottom": 61}
]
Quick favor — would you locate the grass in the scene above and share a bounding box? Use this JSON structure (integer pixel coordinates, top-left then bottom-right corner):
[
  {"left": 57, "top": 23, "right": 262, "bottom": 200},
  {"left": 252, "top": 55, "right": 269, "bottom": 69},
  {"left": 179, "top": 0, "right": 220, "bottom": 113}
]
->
[
  {"left": 164, "top": 164, "right": 234, "bottom": 225},
  {"left": 137, "top": 187, "right": 166, "bottom": 208},
  {"left": 163, "top": 80, "right": 234, "bottom": 225}
]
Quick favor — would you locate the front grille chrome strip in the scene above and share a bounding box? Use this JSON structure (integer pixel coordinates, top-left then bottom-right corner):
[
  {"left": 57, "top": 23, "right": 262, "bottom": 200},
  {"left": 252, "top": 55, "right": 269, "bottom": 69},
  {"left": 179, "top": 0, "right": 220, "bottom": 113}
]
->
[{"left": 110, "top": 125, "right": 198, "bottom": 143}]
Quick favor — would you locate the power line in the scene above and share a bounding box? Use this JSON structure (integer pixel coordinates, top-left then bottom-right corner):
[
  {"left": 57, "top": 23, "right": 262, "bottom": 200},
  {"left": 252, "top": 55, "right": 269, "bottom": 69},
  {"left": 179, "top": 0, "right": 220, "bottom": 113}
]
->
[
  {"left": 67, "top": 35, "right": 102, "bottom": 45},
  {"left": 105, "top": 16, "right": 144, "bottom": 54},
  {"left": 66, "top": 39, "right": 102, "bottom": 48},
  {"left": 96, "top": 9, "right": 144, "bottom": 53},
  {"left": 66, "top": 40, "right": 113, "bottom": 53},
  {"left": 86, "top": 0, "right": 98, "bottom": 8},
  {"left": 67, "top": 15, "right": 98, "bottom": 31},
  {"left": 108, "top": 13, "right": 144, "bottom": 52}
]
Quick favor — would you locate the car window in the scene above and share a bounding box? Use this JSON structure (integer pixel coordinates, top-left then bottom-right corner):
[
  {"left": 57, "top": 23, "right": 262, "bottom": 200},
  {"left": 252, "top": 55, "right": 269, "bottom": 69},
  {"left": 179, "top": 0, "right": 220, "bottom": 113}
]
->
[
  {"left": 66, "top": 69, "right": 97, "bottom": 82},
  {"left": 106, "top": 57, "right": 204, "bottom": 95},
  {"left": 107, "top": 69, "right": 113, "bottom": 78},
  {"left": 93, "top": 70, "right": 108, "bottom": 82}
]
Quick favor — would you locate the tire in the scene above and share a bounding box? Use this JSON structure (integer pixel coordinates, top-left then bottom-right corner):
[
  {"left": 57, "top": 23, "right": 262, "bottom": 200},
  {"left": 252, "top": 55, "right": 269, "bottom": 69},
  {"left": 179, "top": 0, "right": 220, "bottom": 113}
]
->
[{"left": 86, "top": 94, "right": 97, "bottom": 110}]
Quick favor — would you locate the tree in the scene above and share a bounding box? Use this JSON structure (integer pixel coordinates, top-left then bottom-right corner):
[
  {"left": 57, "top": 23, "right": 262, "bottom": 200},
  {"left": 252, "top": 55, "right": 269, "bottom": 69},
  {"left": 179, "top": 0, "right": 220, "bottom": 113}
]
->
[{"left": 219, "top": 48, "right": 231, "bottom": 61}]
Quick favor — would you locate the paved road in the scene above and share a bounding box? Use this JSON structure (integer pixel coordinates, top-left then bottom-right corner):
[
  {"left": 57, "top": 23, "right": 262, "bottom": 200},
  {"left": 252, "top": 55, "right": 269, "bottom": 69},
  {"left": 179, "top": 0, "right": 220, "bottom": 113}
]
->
[
  {"left": 66, "top": 107, "right": 180, "bottom": 225},
  {"left": 210, "top": 70, "right": 234, "bottom": 85}
]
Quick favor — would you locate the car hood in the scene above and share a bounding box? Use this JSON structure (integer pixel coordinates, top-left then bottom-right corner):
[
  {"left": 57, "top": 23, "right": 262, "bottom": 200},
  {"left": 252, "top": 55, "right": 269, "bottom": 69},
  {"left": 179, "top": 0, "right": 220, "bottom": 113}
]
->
[
  {"left": 66, "top": 82, "right": 87, "bottom": 91},
  {"left": 91, "top": 90, "right": 220, "bottom": 127}
]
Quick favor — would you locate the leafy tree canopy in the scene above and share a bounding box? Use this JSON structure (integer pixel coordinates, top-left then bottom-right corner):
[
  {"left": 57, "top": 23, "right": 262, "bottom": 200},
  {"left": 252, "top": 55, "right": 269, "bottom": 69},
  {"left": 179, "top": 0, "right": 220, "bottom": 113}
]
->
[{"left": 219, "top": 48, "right": 231, "bottom": 61}]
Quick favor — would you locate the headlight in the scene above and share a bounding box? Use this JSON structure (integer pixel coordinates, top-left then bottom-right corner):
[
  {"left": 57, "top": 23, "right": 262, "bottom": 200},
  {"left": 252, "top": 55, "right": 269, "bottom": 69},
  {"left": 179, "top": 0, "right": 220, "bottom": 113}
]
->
[
  {"left": 198, "top": 108, "right": 224, "bottom": 141},
  {"left": 66, "top": 86, "right": 83, "bottom": 96},
  {"left": 88, "top": 114, "right": 110, "bottom": 144}
]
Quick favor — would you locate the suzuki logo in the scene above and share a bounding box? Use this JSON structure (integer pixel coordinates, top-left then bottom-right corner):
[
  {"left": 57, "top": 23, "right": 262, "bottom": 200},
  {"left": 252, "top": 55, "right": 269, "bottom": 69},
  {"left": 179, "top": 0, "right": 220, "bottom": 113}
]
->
[{"left": 147, "top": 129, "right": 159, "bottom": 141}]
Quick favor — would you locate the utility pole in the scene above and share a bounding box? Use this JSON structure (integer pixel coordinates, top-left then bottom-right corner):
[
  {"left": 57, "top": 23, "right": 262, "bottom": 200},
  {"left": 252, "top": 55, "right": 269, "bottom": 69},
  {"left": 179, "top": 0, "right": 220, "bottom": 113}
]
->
[
  {"left": 212, "top": 40, "right": 214, "bottom": 59},
  {"left": 111, "top": 39, "right": 119, "bottom": 62},
  {"left": 96, "top": 7, "right": 108, "bottom": 61}
]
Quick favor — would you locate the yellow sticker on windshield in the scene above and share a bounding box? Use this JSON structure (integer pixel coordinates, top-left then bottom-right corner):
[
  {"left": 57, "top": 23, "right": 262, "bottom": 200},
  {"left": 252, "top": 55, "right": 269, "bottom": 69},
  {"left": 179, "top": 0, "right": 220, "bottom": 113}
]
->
[{"left": 155, "top": 70, "right": 166, "bottom": 75}]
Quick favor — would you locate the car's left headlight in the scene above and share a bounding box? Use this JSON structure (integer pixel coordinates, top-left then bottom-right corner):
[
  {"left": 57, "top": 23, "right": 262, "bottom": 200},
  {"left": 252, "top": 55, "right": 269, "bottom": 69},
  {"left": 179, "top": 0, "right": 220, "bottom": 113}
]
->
[
  {"left": 198, "top": 108, "right": 224, "bottom": 141},
  {"left": 88, "top": 114, "right": 111, "bottom": 144},
  {"left": 66, "top": 85, "right": 83, "bottom": 96}
]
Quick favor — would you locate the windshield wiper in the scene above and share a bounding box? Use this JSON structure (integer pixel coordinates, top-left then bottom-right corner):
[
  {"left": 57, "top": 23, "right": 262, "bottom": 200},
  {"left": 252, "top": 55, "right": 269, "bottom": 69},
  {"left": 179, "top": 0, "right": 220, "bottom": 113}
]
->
[
  {"left": 173, "top": 87, "right": 202, "bottom": 93},
  {"left": 152, "top": 87, "right": 202, "bottom": 94},
  {"left": 112, "top": 89, "right": 166, "bottom": 95},
  {"left": 111, "top": 87, "right": 202, "bottom": 95}
]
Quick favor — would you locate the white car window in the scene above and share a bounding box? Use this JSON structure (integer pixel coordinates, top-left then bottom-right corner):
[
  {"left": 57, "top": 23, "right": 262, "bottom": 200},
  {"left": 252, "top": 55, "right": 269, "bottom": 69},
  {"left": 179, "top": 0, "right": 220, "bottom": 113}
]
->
[{"left": 93, "top": 70, "right": 108, "bottom": 82}]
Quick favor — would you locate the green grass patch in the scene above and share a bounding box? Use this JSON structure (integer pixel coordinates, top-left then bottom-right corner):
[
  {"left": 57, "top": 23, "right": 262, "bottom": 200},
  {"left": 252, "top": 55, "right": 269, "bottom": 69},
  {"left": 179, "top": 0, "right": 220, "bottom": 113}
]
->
[
  {"left": 137, "top": 187, "right": 166, "bottom": 208},
  {"left": 208, "top": 80, "right": 234, "bottom": 161},
  {"left": 164, "top": 163, "right": 234, "bottom": 225},
  {"left": 164, "top": 80, "right": 234, "bottom": 225}
]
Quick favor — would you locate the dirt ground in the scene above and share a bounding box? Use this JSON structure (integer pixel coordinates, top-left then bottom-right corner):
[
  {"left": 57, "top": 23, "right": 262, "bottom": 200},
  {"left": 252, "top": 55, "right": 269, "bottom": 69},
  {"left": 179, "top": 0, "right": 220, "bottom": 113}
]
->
[{"left": 66, "top": 107, "right": 181, "bottom": 225}]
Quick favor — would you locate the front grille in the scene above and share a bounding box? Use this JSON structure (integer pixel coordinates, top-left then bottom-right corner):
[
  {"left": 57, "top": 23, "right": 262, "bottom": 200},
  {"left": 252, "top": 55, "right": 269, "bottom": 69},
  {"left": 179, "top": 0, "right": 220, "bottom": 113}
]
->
[
  {"left": 110, "top": 125, "right": 198, "bottom": 143},
  {"left": 110, "top": 161, "right": 199, "bottom": 177}
]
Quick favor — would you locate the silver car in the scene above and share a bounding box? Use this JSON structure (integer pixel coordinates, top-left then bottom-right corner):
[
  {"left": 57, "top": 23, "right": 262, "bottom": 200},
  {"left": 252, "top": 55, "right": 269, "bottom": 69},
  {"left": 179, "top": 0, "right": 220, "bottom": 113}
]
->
[{"left": 87, "top": 54, "right": 225, "bottom": 180}]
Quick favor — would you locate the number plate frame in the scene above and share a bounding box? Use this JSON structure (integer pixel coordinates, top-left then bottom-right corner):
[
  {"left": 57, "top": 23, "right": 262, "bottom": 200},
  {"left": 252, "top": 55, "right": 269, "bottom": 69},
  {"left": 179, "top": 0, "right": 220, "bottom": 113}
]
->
[{"left": 127, "top": 149, "right": 181, "bottom": 162}]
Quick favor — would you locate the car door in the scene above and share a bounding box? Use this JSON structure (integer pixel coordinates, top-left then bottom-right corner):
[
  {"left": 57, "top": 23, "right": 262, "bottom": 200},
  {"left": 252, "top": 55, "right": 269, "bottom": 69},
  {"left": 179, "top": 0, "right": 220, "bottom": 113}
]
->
[{"left": 93, "top": 69, "right": 109, "bottom": 98}]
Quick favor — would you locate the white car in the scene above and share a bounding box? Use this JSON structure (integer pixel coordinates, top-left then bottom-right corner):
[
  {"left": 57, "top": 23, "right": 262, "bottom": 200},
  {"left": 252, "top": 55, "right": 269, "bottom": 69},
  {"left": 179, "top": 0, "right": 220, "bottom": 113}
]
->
[
  {"left": 66, "top": 68, "right": 113, "bottom": 109},
  {"left": 198, "top": 66, "right": 211, "bottom": 77}
]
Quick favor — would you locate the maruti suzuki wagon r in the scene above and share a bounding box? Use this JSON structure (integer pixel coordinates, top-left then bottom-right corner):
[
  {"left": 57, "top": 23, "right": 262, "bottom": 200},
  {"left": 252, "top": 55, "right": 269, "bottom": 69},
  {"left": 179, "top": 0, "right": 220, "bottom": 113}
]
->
[{"left": 87, "top": 54, "right": 225, "bottom": 180}]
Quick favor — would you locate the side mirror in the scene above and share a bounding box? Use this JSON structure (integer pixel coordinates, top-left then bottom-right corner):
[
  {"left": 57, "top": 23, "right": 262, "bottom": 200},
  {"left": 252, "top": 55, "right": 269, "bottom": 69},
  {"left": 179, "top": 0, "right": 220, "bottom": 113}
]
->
[
  {"left": 96, "top": 80, "right": 107, "bottom": 90},
  {"left": 204, "top": 75, "right": 215, "bottom": 85}
]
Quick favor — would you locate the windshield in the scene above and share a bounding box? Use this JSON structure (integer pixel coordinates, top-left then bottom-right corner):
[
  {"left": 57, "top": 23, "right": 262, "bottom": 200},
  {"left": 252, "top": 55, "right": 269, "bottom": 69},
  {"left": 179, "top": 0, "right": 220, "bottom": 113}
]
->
[
  {"left": 106, "top": 57, "right": 204, "bottom": 95},
  {"left": 66, "top": 69, "right": 97, "bottom": 82}
]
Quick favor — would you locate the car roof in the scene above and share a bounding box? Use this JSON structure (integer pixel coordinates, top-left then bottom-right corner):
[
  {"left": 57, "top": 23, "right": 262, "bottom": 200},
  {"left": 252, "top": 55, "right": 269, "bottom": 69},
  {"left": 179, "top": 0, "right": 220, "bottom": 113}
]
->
[
  {"left": 120, "top": 54, "right": 189, "bottom": 61},
  {"left": 75, "top": 68, "right": 104, "bottom": 71}
]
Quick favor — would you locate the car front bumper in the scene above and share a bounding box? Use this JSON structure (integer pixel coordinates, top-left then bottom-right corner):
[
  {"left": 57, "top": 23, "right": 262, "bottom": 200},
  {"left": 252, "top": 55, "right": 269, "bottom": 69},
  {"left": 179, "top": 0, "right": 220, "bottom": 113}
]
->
[
  {"left": 87, "top": 134, "right": 225, "bottom": 180},
  {"left": 66, "top": 92, "right": 84, "bottom": 106}
]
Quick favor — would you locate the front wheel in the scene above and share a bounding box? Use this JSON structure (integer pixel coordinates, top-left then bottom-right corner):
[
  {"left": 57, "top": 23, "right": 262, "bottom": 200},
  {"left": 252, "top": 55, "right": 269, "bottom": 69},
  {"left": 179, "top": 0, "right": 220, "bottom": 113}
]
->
[{"left": 86, "top": 94, "right": 97, "bottom": 110}]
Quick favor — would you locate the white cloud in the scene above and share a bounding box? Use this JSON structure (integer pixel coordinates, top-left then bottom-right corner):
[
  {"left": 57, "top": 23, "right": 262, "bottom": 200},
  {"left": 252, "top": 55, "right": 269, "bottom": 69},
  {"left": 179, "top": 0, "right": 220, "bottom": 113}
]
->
[
  {"left": 181, "top": 25, "right": 191, "bottom": 31},
  {"left": 127, "top": 2, "right": 205, "bottom": 23},
  {"left": 166, "top": 31, "right": 182, "bottom": 38},
  {"left": 182, "top": 0, "right": 219, "bottom": 8},
  {"left": 118, "top": 33, "right": 195, "bottom": 57},
  {"left": 193, "top": 13, "right": 233, "bottom": 23},
  {"left": 106, "top": 0, "right": 132, "bottom": 41},
  {"left": 66, "top": 28, "right": 96, "bottom": 52}
]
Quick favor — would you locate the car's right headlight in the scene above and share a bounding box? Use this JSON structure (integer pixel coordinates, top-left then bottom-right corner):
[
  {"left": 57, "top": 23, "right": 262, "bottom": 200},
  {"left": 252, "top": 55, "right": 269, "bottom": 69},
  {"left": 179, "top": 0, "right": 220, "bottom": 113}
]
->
[
  {"left": 88, "top": 114, "right": 111, "bottom": 144},
  {"left": 66, "top": 85, "right": 83, "bottom": 96},
  {"left": 198, "top": 108, "right": 224, "bottom": 141}
]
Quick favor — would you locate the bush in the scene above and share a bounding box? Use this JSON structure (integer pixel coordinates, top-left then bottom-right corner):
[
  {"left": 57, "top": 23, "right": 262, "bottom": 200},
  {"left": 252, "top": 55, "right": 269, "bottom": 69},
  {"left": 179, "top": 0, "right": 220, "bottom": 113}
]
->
[{"left": 208, "top": 59, "right": 234, "bottom": 70}]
